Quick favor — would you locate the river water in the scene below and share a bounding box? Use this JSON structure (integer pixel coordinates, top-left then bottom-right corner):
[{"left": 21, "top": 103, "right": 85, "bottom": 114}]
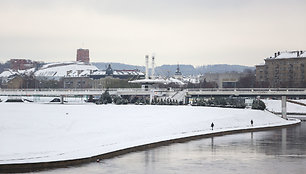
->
[{"left": 34, "top": 122, "right": 306, "bottom": 174}]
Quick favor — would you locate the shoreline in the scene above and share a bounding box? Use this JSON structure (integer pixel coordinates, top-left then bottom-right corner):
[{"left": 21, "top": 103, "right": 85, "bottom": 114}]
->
[{"left": 0, "top": 119, "right": 300, "bottom": 173}]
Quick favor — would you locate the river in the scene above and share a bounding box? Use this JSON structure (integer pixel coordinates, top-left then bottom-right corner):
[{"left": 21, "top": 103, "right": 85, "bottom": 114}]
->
[{"left": 33, "top": 122, "right": 306, "bottom": 174}]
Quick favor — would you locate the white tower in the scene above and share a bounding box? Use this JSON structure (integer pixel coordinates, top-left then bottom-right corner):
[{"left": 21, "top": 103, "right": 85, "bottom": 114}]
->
[
  {"left": 151, "top": 56, "right": 155, "bottom": 79},
  {"left": 145, "top": 55, "right": 149, "bottom": 79}
]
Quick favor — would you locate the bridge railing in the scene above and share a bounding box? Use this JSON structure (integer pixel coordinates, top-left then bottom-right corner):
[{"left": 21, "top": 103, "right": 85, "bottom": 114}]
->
[
  {"left": 0, "top": 88, "right": 170, "bottom": 96},
  {"left": 185, "top": 88, "right": 306, "bottom": 92}
]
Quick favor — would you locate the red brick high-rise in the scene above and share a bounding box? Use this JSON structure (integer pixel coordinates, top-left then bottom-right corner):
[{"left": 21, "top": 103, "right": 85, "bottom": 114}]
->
[{"left": 76, "top": 48, "right": 90, "bottom": 63}]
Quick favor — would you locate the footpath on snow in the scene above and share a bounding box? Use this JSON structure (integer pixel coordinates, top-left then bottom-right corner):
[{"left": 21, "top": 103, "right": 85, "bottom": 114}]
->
[{"left": 0, "top": 103, "right": 300, "bottom": 166}]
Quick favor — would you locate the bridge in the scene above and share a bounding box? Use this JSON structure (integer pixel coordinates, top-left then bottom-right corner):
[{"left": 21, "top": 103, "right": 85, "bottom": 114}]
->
[
  {"left": 0, "top": 88, "right": 151, "bottom": 96},
  {"left": 1, "top": 88, "right": 306, "bottom": 100},
  {"left": 186, "top": 88, "right": 306, "bottom": 97}
]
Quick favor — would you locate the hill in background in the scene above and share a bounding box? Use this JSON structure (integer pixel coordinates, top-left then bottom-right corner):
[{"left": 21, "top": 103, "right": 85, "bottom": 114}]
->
[
  {"left": 0, "top": 61, "right": 255, "bottom": 76},
  {"left": 92, "top": 62, "right": 255, "bottom": 76}
]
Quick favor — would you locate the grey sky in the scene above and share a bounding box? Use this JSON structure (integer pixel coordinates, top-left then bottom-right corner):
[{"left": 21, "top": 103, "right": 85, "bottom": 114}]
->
[{"left": 0, "top": 0, "right": 305, "bottom": 66}]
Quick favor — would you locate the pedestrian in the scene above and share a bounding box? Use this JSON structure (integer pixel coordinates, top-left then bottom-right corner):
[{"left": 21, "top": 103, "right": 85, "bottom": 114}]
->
[
  {"left": 251, "top": 120, "right": 253, "bottom": 126},
  {"left": 211, "top": 122, "right": 214, "bottom": 130}
]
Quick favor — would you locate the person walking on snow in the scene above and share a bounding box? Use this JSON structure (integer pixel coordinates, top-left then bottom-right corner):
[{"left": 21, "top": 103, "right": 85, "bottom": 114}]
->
[{"left": 211, "top": 122, "right": 214, "bottom": 130}]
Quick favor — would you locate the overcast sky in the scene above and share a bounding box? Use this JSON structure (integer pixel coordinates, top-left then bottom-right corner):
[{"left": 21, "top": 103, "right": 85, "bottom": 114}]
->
[{"left": 0, "top": 0, "right": 305, "bottom": 66}]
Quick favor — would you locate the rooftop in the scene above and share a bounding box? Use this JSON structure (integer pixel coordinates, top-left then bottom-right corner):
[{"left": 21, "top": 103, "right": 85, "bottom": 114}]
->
[{"left": 266, "top": 50, "right": 306, "bottom": 60}]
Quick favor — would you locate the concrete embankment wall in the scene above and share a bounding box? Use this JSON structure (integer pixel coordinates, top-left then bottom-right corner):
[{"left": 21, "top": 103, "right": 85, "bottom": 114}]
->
[{"left": 0, "top": 121, "right": 300, "bottom": 173}]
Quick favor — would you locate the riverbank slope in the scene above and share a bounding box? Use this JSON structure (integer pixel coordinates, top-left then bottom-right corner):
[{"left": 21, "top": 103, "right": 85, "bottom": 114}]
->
[{"left": 0, "top": 103, "right": 299, "bottom": 169}]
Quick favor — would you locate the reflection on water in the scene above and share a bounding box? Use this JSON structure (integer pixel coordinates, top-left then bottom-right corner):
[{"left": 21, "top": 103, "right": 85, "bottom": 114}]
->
[{"left": 33, "top": 123, "right": 306, "bottom": 174}]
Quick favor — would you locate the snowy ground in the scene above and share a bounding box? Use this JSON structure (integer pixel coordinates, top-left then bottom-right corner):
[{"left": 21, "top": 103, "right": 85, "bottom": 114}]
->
[
  {"left": 263, "top": 99, "right": 306, "bottom": 113},
  {"left": 293, "top": 99, "right": 306, "bottom": 104},
  {"left": 0, "top": 103, "right": 299, "bottom": 165},
  {"left": 0, "top": 96, "right": 88, "bottom": 104}
]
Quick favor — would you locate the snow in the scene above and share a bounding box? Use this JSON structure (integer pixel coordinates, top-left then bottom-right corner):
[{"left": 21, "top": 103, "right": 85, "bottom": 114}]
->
[
  {"left": 263, "top": 99, "right": 306, "bottom": 113},
  {"left": 0, "top": 103, "right": 298, "bottom": 165},
  {"left": 129, "top": 78, "right": 169, "bottom": 84},
  {"left": 293, "top": 99, "right": 306, "bottom": 105},
  {"left": 35, "top": 62, "right": 98, "bottom": 79},
  {"left": 1, "top": 62, "right": 98, "bottom": 80},
  {"left": 40, "top": 62, "right": 75, "bottom": 69},
  {"left": 275, "top": 51, "right": 298, "bottom": 59},
  {"left": 271, "top": 51, "right": 306, "bottom": 59},
  {"left": 91, "top": 70, "right": 144, "bottom": 76},
  {"left": 0, "top": 68, "right": 37, "bottom": 78},
  {"left": 0, "top": 96, "right": 89, "bottom": 103},
  {"left": 169, "top": 78, "right": 185, "bottom": 85},
  {"left": 17, "top": 68, "right": 36, "bottom": 76},
  {"left": 91, "top": 71, "right": 106, "bottom": 75},
  {"left": 130, "top": 78, "right": 185, "bottom": 85},
  {"left": 0, "top": 70, "right": 16, "bottom": 78},
  {"left": 183, "top": 76, "right": 200, "bottom": 84}
]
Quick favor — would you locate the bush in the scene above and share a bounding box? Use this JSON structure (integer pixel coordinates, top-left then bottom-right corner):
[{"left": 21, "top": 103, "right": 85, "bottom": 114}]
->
[
  {"left": 252, "top": 99, "right": 266, "bottom": 110},
  {"left": 97, "top": 90, "right": 112, "bottom": 104},
  {"left": 191, "top": 97, "right": 246, "bottom": 109}
]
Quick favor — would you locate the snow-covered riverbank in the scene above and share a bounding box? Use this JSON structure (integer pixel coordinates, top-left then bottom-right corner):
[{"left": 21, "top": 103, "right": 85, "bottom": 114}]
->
[
  {"left": 0, "top": 103, "right": 299, "bottom": 165},
  {"left": 263, "top": 99, "right": 306, "bottom": 113}
]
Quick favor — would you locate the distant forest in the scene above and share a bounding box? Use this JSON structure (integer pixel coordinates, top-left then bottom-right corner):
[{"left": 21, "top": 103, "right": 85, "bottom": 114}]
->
[
  {"left": 92, "top": 62, "right": 255, "bottom": 76},
  {"left": 0, "top": 62, "right": 10, "bottom": 73}
]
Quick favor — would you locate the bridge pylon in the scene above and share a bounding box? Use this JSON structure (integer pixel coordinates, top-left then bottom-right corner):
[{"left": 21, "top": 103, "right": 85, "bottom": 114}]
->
[{"left": 281, "top": 96, "right": 287, "bottom": 119}]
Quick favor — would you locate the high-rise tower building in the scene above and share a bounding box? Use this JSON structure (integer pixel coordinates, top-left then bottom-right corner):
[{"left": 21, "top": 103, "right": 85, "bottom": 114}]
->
[{"left": 76, "top": 48, "right": 90, "bottom": 63}]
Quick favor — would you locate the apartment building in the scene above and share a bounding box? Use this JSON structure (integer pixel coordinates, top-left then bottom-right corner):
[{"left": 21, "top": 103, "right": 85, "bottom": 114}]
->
[{"left": 256, "top": 51, "right": 306, "bottom": 88}]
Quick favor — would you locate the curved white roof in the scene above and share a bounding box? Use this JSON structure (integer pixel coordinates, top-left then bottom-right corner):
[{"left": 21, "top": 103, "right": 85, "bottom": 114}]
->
[{"left": 35, "top": 62, "right": 98, "bottom": 78}]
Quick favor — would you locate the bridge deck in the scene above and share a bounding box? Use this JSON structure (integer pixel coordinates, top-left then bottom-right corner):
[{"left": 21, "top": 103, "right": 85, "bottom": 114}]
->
[{"left": 1, "top": 88, "right": 306, "bottom": 97}]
